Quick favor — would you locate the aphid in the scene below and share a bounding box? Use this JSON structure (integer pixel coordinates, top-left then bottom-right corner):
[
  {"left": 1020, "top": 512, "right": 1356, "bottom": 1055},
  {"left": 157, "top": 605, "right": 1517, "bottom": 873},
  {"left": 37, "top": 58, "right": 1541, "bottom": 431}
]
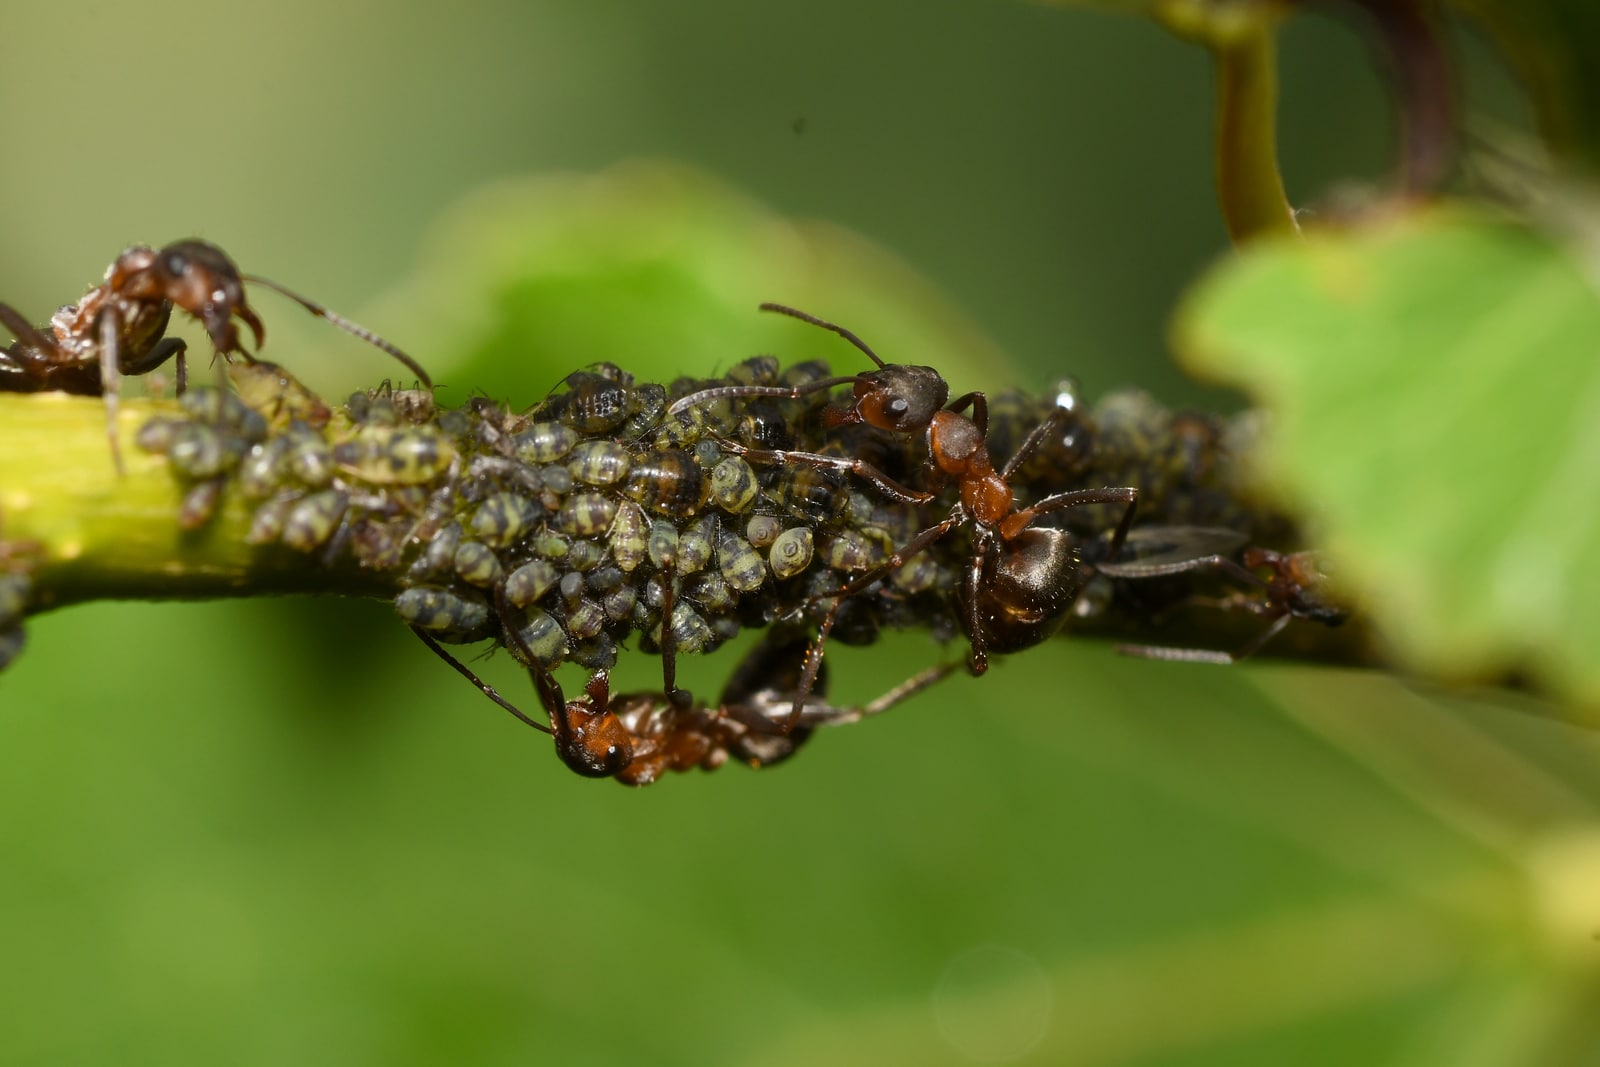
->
[
  {"left": 395, "top": 585, "right": 493, "bottom": 642},
  {"left": 0, "top": 239, "right": 432, "bottom": 473},
  {"left": 332, "top": 426, "right": 456, "bottom": 486},
  {"left": 624, "top": 448, "right": 706, "bottom": 519}
]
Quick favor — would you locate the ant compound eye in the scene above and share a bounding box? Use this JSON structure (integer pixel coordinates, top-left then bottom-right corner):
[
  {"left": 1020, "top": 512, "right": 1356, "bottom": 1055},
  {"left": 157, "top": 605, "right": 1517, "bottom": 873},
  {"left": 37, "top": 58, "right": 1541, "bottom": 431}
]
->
[
  {"left": 163, "top": 251, "right": 189, "bottom": 277},
  {"left": 887, "top": 398, "right": 909, "bottom": 420}
]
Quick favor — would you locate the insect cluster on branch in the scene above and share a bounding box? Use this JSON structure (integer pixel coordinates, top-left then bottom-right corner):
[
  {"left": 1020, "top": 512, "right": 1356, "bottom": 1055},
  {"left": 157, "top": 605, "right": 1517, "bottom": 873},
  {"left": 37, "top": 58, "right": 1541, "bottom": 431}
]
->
[{"left": 2, "top": 242, "right": 1348, "bottom": 785}]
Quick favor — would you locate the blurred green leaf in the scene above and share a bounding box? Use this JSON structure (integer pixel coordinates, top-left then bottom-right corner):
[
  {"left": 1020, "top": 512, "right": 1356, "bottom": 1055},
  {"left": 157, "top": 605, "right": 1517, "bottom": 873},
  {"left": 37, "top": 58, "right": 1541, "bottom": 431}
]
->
[
  {"left": 363, "top": 161, "right": 1015, "bottom": 404},
  {"left": 1176, "top": 207, "right": 1600, "bottom": 714}
]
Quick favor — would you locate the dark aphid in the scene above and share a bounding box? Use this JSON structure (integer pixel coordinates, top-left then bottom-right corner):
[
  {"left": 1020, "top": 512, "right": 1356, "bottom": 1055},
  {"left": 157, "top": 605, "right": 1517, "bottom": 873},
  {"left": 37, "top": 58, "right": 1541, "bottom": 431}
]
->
[
  {"left": 166, "top": 423, "right": 233, "bottom": 480},
  {"left": 624, "top": 449, "right": 706, "bottom": 519},
  {"left": 554, "top": 370, "right": 630, "bottom": 434},
  {"left": 395, "top": 585, "right": 492, "bottom": 642},
  {"left": 564, "top": 598, "right": 607, "bottom": 640},
  {"left": 409, "top": 520, "right": 464, "bottom": 581},
  {"left": 565, "top": 538, "right": 606, "bottom": 572},
  {"left": 177, "top": 479, "right": 226, "bottom": 531}
]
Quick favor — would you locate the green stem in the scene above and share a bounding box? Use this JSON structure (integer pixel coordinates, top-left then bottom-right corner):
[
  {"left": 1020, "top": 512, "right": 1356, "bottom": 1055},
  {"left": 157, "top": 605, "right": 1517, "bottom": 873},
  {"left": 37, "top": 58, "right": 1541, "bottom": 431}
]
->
[
  {"left": 0, "top": 394, "right": 394, "bottom": 614},
  {"left": 1158, "top": 0, "right": 1298, "bottom": 243}
]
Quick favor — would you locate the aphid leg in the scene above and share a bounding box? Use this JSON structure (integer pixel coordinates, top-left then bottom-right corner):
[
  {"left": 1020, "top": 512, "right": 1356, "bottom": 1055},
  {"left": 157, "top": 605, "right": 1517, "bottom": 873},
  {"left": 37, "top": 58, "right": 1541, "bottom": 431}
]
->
[
  {"left": 409, "top": 625, "right": 553, "bottom": 734},
  {"left": 659, "top": 572, "right": 690, "bottom": 711}
]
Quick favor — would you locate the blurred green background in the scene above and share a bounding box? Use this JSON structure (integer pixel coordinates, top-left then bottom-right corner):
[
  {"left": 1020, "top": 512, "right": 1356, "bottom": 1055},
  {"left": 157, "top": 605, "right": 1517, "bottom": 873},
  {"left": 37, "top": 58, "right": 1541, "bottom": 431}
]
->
[{"left": 3, "top": 2, "right": 1599, "bottom": 1064}]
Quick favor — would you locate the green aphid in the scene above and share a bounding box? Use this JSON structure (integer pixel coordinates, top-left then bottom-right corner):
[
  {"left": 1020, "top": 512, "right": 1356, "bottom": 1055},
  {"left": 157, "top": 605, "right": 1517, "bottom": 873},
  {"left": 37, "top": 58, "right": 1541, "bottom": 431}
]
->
[
  {"left": 715, "top": 528, "right": 765, "bottom": 592},
  {"left": 767, "top": 527, "right": 814, "bottom": 580},
  {"left": 452, "top": 540, "right": 504, "bottom": 587},
  {"left": 555, "top": 491, "right": 618, "bottom": 537},
  {"left": 504, "top": 560, "right": 559, "bottom": 608},
  {"left": 282, "top": 490, "right": 349, "bottom": 552},
  {"left": 507, "top": 607, "right": 567, "bottom": 668},
  {"left": 745, "top": 514, "right": 783, "bottom": 549},
  {"left": 566, "top": 440, "right": 632, "bottom": 487},
  {"left": 471, "top": 492, "right": 540, "bottom": 549},
  {"left": 565, "top": 598, "right": 606, "bottom": 640},
  {"left": 285, "top": 421, "right": 335, "bottom": 487},
  {"left": 238, "top": 437, "right": 291, "bottom": 499},
  {"left": 511, "top": 421, "right": 578, "bottom": 464},
  {"left": 822, "top": 526, "right": 892, "bottom": 572},
  {"left": 710, "top": 456, "right": 759, "bottom": 514},
  {"left": 167, "top": 423, "right": 231, "bottom": 480},
  {"left": 565, "top": 539, "right": 606, "bottom": 572},
  {"left": 333, "top": 425, "right": 455, "bottom": 485},
  {"left": 676, "top": 515, "right": 715, "bottom": 574},
  {"left": 395, "top": 586, "right": 492, "bottom": 642},
  {"left": 647, "top": 520, "right": 678, "bottom": 570},
  {"left": 608, "top": 501, "right": 648, "bottom": 572}
]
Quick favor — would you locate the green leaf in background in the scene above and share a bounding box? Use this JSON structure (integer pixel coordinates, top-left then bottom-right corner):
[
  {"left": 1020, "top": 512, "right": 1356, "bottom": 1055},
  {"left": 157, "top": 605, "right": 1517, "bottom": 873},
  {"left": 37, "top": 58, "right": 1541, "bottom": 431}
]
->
[
  {"left": 1176, "top": 207, "right": 1600, "bottom": 714},
  {"left": 361, "top": 160, "right": 1014, "bottom": 405}
]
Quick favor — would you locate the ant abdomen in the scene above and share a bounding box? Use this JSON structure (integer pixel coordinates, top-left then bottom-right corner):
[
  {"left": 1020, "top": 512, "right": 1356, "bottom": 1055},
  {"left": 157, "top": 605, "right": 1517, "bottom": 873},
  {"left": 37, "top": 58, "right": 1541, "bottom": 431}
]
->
[{"left": 959, "top": 526, "right": 1087, "bottom": 657}]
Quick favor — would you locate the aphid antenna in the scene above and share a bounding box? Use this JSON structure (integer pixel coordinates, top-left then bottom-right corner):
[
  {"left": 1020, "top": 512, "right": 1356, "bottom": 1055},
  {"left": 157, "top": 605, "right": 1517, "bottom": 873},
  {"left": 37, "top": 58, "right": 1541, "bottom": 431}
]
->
[{"left": 242, "top": 273, "right": 434, "bottom": 390}]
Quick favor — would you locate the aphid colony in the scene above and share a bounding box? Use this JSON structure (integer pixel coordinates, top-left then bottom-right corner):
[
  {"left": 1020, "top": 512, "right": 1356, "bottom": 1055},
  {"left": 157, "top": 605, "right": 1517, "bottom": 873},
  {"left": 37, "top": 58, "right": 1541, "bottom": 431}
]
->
[{"left": 127, "top": 320, "right": 1341, "bottom": 784}]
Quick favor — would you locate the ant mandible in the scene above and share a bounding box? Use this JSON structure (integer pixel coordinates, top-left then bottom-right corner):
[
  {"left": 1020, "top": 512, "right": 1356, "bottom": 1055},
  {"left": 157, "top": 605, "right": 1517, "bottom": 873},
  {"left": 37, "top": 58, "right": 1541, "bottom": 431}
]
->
[
  {"left": 671, "top": 303, "right": 1140, "bottom": 725},
  {"left": 0, "top": 239, "right": 432, "bottom": 472}
]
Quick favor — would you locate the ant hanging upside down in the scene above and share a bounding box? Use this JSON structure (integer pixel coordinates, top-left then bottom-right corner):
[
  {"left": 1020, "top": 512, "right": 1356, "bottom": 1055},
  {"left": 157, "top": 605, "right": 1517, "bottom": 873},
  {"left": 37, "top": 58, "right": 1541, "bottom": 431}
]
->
[
  {"left": 0, "top": 238, "right": 432, "bottom": 472},
  {"left": 670, "top": 303, "right": 1141, "bottom": 726}
]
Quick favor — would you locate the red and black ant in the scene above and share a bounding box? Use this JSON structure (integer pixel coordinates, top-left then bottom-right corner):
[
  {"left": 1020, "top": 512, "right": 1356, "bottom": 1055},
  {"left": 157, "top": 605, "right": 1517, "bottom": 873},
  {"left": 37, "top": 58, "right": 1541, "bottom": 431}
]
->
[
  {"left": 671, "top": 303, "right": 1140, "bottom": 725},
  {"left": 413, "top": 623, "right": 953, "bottom": 785},
  {"left": 1088, "top": 530, "right": 1347, "bottom": 662},
  {"left": 0, "top": 238, "right": 432, "bottom": 471}
]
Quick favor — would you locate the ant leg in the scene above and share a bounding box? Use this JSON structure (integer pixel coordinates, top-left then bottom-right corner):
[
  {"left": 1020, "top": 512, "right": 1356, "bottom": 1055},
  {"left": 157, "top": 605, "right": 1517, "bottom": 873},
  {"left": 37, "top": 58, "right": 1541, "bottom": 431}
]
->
[
  {"left": 861, "top": 661, "right": 959, "bottom": 717},
  {"left": 1000, "top": 486, "right": 1138, "bottom": 555},
  {"left": 409, "top": 625, "right": 553, "bottom": 734},
  {"left": 659, "top": 572, "right": 690, "bottom": 711},
  {"left": 785, "top": 603, "right": 842, "bottom": 731},
  {"left": 997, "top": 402, "right": 1074, "bottom": 481},
  {"left": 1115, "top": 612, "right": 1293, "bottom": 665},
  {"left": 963, "top": 534, "right": 993, "bottom": 675},
  {"left": 120, "top": 336, "right": 187, "bottom": 379},
  {"left": 717, "top": 436, "right": 935, "bottom": 505},
  {"left": 0, "top": 304, "right": 59, "bottom": 373},
  {"left": 98, "top": 304, "right": 126, "bottom": 475}
]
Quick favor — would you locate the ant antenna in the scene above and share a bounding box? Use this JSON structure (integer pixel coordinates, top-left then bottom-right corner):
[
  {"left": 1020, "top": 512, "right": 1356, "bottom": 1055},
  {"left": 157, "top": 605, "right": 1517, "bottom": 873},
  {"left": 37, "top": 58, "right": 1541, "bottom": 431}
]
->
[
  {"left": 759, "top": 302, "right": 885, "bottom": 368},
  {"left": 243, "top": 273, "right": 434, "bottom": 390},
  {"left": 410, "top": 626, "right": 553, "bottom": 735}
]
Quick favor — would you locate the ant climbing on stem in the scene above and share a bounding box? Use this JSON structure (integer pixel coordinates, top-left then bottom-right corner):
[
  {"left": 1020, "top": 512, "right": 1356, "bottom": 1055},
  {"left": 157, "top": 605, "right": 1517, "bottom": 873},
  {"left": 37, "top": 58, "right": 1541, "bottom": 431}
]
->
[
  {"left": 671, "top": 304, "right": 1141, "bottom": 727},
  {"left": 0, "top": 238, "right": 432, "bottom": 472}
]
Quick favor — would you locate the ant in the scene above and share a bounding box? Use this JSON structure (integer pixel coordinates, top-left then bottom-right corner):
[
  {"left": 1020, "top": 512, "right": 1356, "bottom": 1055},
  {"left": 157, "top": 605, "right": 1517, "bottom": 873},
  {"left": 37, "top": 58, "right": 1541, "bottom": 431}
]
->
[
  {"left": 0, "top": 238, "right": 432, "bottom": 472},
  {"left": 1087, "top": 529, "right": 1347, "bottom": 662},
  {"left": 413, "top": 622, "right": 953, "bottom": 786},
  {"left": 670, "top": 303, "right": 1140, "bottom": 726}
]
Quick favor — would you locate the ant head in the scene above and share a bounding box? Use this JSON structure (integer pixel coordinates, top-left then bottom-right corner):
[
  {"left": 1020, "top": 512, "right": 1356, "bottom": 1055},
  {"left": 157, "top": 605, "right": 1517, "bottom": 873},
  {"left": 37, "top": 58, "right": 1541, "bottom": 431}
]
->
[
  {"left": 853, "top": 364, "right": 950, "bottom": 433},
  {"left": 552, "top": 671, "right": 636, "bottom": 778},
  {"left": 960, "top": 527, "right": 1086, "bottom": 655},
  {"left": 152, "top": 240, "right": 265, "bottom": 355}
]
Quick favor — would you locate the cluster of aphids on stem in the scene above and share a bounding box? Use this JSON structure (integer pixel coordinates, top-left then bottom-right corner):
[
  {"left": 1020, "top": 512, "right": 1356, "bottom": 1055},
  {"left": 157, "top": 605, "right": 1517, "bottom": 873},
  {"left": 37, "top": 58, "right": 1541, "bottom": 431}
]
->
[{"left": 1, "top": 244, "right": 1346, "bottom": 784}]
